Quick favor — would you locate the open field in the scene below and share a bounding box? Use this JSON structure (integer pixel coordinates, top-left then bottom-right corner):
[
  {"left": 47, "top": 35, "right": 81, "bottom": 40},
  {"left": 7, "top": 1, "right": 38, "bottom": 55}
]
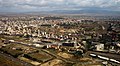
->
[
  {"left": 24, "top": 50, "right": 53, "bottom": 63},
  {"left": 0, "top": 52, "right": 24, "bottom": 66}
]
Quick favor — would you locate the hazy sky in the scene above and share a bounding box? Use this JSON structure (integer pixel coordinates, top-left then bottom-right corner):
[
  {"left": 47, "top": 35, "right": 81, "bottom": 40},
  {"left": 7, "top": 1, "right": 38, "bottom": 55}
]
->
[{"left": 0, "top": 0, "right": 120, "bottom": 12}]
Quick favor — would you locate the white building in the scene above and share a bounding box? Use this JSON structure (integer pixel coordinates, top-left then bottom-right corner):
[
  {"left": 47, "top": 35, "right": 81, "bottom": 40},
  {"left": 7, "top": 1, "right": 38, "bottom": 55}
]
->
[{"left": 95, "top": 44, "right": 104, "bottom": 51}]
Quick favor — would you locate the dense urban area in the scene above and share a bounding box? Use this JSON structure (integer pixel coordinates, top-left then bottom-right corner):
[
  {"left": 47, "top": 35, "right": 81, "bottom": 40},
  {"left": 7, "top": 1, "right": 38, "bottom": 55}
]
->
[{"left": 0, "top": 15, "right": 120, "bottom": 66}]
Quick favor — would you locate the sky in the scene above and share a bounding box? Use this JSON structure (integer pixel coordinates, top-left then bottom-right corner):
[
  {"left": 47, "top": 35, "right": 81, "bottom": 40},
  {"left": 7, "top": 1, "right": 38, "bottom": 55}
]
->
[{"left": 0, "top": 0, "right": 120, "bottom": 12}]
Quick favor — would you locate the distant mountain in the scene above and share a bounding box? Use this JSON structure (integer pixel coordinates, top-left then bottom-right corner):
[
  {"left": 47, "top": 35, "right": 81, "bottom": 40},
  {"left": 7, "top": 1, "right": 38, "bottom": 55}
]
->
[
  {"left": 25, "top": 9, "right": 120, "bottom": 16},
  {"left": 0, "top": 9, "right": 120, "bottom": 16},
  {"left": 49, "top": 9, "right": 120, "bottom": 15}
]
